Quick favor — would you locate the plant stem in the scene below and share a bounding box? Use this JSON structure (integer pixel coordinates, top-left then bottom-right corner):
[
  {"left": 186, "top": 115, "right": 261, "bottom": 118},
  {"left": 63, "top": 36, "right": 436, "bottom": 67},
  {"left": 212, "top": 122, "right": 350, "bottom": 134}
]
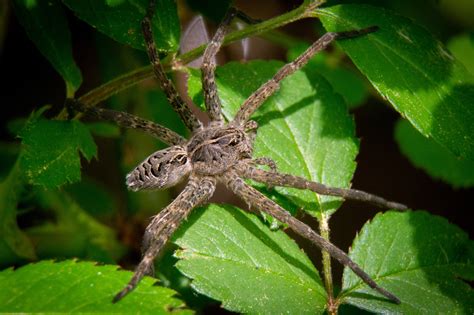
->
[
  {"left": 76, "top": 0, "right": 325, "bottom": 107},
  {"left": 320, "top": 214, "right": 337, "bottom": 314}
]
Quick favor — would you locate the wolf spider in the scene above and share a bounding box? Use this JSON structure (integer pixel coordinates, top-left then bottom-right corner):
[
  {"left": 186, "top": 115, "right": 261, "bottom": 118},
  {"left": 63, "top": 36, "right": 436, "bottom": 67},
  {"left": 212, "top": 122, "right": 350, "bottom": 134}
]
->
[{"left": 68, "top": 0, "right": 407, "bottom": 305}]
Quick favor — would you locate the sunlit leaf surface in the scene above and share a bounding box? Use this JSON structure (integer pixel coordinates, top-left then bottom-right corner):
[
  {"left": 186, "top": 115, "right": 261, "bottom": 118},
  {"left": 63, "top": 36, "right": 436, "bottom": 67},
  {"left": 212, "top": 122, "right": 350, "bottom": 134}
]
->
[
  {"left": 319, "top": 4, "right": 474, "bottom": 161},
  {"left": 0, "top": 260, "right": 191, "bottom": 313}
]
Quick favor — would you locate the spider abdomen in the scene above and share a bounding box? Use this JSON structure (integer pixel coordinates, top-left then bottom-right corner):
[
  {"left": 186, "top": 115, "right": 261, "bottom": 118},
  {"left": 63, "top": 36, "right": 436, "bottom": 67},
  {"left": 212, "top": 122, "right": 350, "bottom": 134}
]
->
[
  {"left": 188, "top": 126, "right": 253, "bottom": 175},
  {"left": 126, "top": 145, "right": 191, "bottom": 191}
]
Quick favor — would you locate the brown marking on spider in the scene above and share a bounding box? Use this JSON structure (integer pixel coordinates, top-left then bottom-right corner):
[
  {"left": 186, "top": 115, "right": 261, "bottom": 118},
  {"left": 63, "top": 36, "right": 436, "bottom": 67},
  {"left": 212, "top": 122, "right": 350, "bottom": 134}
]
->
[{"left": 67, "top": 0, "right": 405, "bottom": 306}]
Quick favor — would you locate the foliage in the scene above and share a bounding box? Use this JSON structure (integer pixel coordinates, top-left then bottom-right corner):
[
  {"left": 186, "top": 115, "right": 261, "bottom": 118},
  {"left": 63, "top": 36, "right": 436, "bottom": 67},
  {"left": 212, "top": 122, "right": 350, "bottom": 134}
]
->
[
  {"left": 11, "top": 0, "right": 82, "bottom": 96},
  {"left": 0, "top": 260, "right": 191, "bottom": 313},
  {"left": 19, "top": 109, "right": 97, "bottom": 188},
  {"left": 62, "top": 0, "right": 180, "bottom": 52},
  {"left": 174, "top": 204, "right": 326, "bottom": 314},
  {"left": 318, "top": 4, "right": 474, "bottom": 161},
  {"left": 342, "top": 211, "right": 474, "bottom": 313},
  {"left": 2, "top": 0, "right": 473, "bottom": 313}
]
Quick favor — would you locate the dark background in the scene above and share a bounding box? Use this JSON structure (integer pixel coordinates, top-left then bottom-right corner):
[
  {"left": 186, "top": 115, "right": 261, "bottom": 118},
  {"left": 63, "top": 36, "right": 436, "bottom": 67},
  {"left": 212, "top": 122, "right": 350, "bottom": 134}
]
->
[{"left": 1, "top": 0, "right": 473, "bottom": 312}]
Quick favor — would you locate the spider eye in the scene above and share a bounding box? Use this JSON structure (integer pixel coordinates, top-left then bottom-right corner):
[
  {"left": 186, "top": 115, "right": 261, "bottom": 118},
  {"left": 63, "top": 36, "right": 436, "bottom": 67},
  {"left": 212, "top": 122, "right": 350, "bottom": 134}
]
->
[{"left": 126, "top": 145, "right": 191, "bottom": 191}]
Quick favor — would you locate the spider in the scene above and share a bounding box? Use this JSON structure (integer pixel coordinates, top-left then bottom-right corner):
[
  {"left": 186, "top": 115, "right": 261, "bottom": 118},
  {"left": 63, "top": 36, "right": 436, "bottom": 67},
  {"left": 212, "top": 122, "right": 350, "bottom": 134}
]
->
[{"left": 68, "top": 0, "right": 407, "bottom": 305}]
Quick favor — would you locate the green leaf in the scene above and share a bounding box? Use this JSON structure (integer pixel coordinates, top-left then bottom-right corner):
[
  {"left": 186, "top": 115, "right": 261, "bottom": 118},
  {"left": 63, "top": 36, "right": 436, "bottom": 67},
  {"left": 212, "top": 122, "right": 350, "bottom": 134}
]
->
[
  {"left": 19, "top": 118, "right": 97, "bottom": 188},
  {"left": 173, "top": 204, "right": 326, "bottom": 314},
  {"left": 318, "top": 4, "right": 474, "bottom": 161},
  {"left": 155, "top": 248, "right": 222, "bottom": 313},
  {"left": 187, "top": 68, "right": 204, "bottom": 107},
  {"left": 0, "top": 260, "right": 191, "bottom": 313},
  {"left": 395, "top": 119, "right": 474, "bottom": 188},
  {"left": 26, "top": 189, "right": 124, "bottom": 263},
  {"left": 62, "top": 0, "right": 180, "bottom": 52},
  {"left": 447, "top": 33, "right": 474, "bottom": 76},
  {"left": 0, "top": 160, "right": 36, "bottom": 262},
  {"left": 188, "top": 60, "right": 358, "bottom": 216},
  {"left": 341, "top": 211, "right": 474, "bottom": 313},
  {"left": 12, "top": 0, "right": 82, "bottom": 95},
  {"left": 288, "top": 46, "right": 369, "bottom": 108}
]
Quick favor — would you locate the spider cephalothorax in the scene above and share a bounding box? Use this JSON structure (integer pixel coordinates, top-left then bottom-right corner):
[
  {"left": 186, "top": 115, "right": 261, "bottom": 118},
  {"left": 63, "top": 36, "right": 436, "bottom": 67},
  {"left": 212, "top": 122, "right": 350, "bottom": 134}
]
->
[
  {"left": 68, "top": 0, "right": 407, "bottom": 306},
  {"left": 186, "top": 123, "right": 255, "bottom": 174}
]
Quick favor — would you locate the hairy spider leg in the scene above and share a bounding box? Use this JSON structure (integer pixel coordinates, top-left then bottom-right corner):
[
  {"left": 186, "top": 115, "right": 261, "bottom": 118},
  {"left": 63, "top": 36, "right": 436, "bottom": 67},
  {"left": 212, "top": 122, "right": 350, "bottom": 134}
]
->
[
  {"left": 201, "top": 9, "right": 238, "bottom": 124},
  {"left": 201, "top": 8, "right": 261, "bottom": 125},
  {"left": 113, "top": 176, "right": 216, "bottom": 303},
  {"left": 235, "top": 161, "right": 408, "bottom": 210},
  {"left": 66, "top": 99, "right": 185, "bottom": 146},
  {"left": 252, "top": 157, "right": 278, "bottom": 172},
  {"left": 223, "top": 170, "right": 401, "bottom": 304},
  {"left": 142, "top": 0, "right": 202, "bottom": 131},
  {"left": 232, "top": 27, "right": 378, "bottom": 126}
]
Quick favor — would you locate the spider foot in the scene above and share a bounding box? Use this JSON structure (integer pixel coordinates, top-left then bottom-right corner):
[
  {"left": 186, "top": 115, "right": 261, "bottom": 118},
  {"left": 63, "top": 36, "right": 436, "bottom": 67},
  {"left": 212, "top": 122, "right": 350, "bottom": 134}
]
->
[
  {"left": 112, "top": 284, "right": 134, "bottom": 303},
  {"left": 376, "top": 286, "right": 401, "bottom": 304},
  {"left": 385, "top": 200, "right": 409, "bottom": 211}
]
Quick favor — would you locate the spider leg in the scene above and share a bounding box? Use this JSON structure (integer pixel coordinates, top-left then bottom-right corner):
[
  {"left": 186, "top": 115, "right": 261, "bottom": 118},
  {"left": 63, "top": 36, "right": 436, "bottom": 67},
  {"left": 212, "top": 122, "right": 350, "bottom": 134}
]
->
[
  {"left": 223, "top": 170, "right": 401, "bottom": 304},
  {"left": 252, "top": 157, "right": 277, "bottom": 172},
  {"left": 142, "top": 0, "right": 202, "bottom": 131},
  {"left": 232, "top": 27, "right": 378, "bottom": 126},
  {"left": 249, "top": 157, "right": 277, "bottom": 190},
  {"left": 66, "top": 98, "right": 185, "bottom": 146},
  {"left": 202, "top": 8, "right": 259, "bottom": 125},
  {"left": 201, "top": 9, "right": 237, "bottom": 124},
  {"left": 112, "top": 176, "right": 216, "bottom": 303},
  {"left": 235, "top": 161, "right": 407, "bottom": 210},
  {"left": 244, "top": 120, "right": 259, "bottom": 149}
]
